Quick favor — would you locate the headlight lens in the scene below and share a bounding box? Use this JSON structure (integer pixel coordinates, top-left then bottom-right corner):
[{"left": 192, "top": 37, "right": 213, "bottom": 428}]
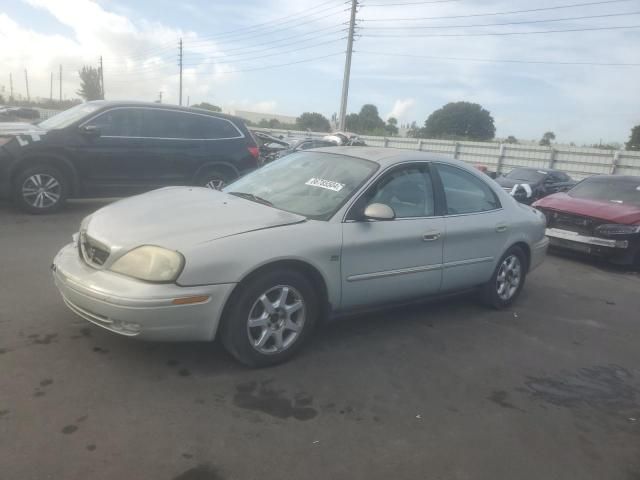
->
[
  {"left": 595, "top": 224, "right": 640, "bottom": 236},
  {"left": 110, "top": 246, "right": 184, "bottom": 282}
]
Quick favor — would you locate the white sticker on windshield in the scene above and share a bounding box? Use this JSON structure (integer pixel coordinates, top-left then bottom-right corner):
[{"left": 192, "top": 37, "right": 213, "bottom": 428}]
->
[{"left": 305, "top": 178, "right": 345, "bottom": 192}]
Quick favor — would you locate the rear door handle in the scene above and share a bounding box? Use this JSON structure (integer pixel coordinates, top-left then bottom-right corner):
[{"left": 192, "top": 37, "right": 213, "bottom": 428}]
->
[
  {"left": 495, "top": 223, "right": 508, "bottom": 233},
  {"left": 423, "top": 231, "right": 441, "bottom": 242}
]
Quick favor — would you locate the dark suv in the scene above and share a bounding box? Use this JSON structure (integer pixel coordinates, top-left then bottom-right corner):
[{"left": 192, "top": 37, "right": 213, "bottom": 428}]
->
[{"left": 0, "top": 101, "right": 261, "bottom": 213}]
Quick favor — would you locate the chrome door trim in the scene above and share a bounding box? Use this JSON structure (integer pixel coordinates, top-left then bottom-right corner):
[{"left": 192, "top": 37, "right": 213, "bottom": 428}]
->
[
  {"left": 79, "top": 106, "right": 245, "bottom": 141},
  {"left": 347, "top": 263, "right": 443, "bottom": 282},
  {"left": 442, "top": 256, "right": 494, "bottom": 269}
]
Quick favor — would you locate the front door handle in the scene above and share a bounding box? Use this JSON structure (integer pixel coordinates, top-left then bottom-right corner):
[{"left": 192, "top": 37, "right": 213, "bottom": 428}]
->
[
  {"left": 423, "top": 231, "right": 441, "bottom": 242},
  {"left": 495, "top": 223, "right": 508, "bottom": 233}
]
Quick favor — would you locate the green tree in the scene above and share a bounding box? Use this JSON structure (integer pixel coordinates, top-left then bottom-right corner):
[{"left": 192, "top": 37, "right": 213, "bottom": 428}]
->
[
  {"left": 358, "top": 104, "right": 386, "bottom": 133},
  {"left": 385, "top": 117, "right": 399, "bottom": 136},
  {"left": 76, "top": 66, "right": 103, "bottom": 101},
  {"left": 192, "top": 102, "right": 221, "bottom": 112},
  {"left": 539, "top": 131, "right": 556, "bottom": 146},
  {"left": 345, "top": 113, "right": 361, "bottom": 133},
  {"left": 626, "top": 125, "right": 640, "bottom": 151},
  {"left": 296, "top": 112, "right": 331, "bottom": 132},
  {"left": 505, "top": 135, "right": 518, "bottom": 144},
  {"left": 423, "top": 102, "right": 495, "bottom": 141}
]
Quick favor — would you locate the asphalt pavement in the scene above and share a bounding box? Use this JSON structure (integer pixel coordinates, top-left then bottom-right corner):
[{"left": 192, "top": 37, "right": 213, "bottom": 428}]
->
[{"left": 1, "top": 199, "right": 639, "bottom": 480}]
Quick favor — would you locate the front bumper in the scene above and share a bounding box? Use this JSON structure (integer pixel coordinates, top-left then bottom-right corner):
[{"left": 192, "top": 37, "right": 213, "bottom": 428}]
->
[
  {"left": 52, "top": 243, "right": 236, "bottom": 341},
  {"left": 545, "top": 227, "right": 638, "bottom": 264}
]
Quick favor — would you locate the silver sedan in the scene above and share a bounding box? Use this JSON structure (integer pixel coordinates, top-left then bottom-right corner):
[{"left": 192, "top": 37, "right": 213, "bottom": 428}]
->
[{"left": 52, "top": 147, "right": 548, "bottom": 366}]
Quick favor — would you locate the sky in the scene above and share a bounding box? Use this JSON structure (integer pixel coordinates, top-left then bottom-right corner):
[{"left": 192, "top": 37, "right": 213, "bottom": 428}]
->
[{"left": 1, "top": 0, "right": 639, "bottom": 144}]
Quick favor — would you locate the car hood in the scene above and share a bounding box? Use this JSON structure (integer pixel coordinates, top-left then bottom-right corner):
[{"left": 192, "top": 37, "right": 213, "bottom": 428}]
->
[
  {"left": 84, "top": 187, "right": 307, "bottom": 252},
  {"left": 534, "top": 192, "right": 640, "bottom": 224},
  {"left": 0, "top": 122, "right": 47, "bottom": 136}
]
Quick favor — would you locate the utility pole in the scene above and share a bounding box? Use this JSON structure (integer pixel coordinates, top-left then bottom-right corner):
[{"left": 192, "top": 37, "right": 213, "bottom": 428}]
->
[
  {"left": 158, "top": 91, "right": 163, "bottom": 103},
  {"left": 339, "top": 0, "right": 358, "bottom": 132},
  {"left": 9, "top": 73, "right": 13, "bottom": 101},
  {"left": 59, "top": 65, "right": 62, "bottom": 102},
  {"left": 187, "top": 95, "right": 190, "bottom": 107},
  {"left": 50, "top": 72, "right": 53, "bottom": 102},
  {"left": 178, "top": 38, "right": 183, "bottom": 106},
  {"left": 99, "top": 55, "right": 105, "bottom": 99},
  {"left": 24, "top": 69, "right": 30, "bottom": 101}
]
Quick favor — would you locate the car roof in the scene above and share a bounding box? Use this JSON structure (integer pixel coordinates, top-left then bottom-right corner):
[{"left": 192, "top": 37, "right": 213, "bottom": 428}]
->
[
  {"left": 311, "top": 146, "right": 456, "bottom": 168},
  {"left": 85, "top": 100, "right": 242, "bottom": 122},
  {"left": 510, "top": 166, "right": 565, "bottom": 174}
]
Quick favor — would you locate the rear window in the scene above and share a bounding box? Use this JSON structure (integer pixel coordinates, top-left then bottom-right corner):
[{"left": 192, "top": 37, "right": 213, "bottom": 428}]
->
[
  {"left": 506, "top": 168, "right": 546, "bottom": 183},
  {"left": 569, "top": 177, "right": 640, "bottom": 207},
  {"left": 142, "top": 110, "right": 243, "bottom": 140}
]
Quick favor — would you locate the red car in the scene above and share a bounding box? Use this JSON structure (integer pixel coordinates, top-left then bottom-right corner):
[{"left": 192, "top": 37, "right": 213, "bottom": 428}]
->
[{"left": 533, "top": 175, "right": 640, "bottom": 266}]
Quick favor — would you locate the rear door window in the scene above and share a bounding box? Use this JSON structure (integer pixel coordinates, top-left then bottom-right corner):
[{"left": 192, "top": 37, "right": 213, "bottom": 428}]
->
[
  {"left": 436, "top": 164, "right": 501, "bottom": 215},
  {"left": 142, "top": 110, "right": 243, "bottom": 140}
]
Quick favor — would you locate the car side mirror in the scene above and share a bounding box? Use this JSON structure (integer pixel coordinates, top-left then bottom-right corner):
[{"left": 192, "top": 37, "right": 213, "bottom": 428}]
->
[
  {"left": 80, "top": 125, "right": 101, "bottom": 137},
  {"left": 364, "top": 203, "right": 395, "bottom": 221}
]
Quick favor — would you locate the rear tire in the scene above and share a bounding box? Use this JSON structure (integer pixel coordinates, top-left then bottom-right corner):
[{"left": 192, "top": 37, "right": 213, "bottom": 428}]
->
[
  {"left": 13, "top": 165, "right": 68, "bottom": 214},
  {"left": 198, "top": 169, "right": 233, "bottom": 190},
  {"left": 481, "top": 246, "right": 527, "bottom": 309},
  {"left": 221, "top": 269, "right": 319, "bottom": 367}
]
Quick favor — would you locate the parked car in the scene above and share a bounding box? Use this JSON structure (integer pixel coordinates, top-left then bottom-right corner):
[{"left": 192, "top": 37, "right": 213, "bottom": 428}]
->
[
  {"left": 495, "top": 167, "right": 575, "bottom": 204},
  {"left": 275, "top": 137, "right": 338, "bottom": 159},
  {"left": 0, "top": 101, "right": 260, "bottom": 213},
  {"left": 52, "top": 147, "right": 548, "bottom": 367},
  {"left": 534, "top": 175, "right": 640, "bottom": 266},
  {"left": 0, "top": 106, "right": 40, "bottom": 122},
  {"left": 251, "top": 130, "right": 290, "bottom": 163},
  {"left": 323, "top": 131, "right": 366, "bottom": 146}
]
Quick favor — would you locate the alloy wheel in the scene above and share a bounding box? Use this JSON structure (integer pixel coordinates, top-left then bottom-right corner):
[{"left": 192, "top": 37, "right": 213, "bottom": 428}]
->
[
  {"left": 21, "top": 174, "right": 62, "bottom": 209},
  {"left": 246, "top": 285, "right": 306, "bottom": 355},
  {"left": 496, "top": 254, "right": 522, "bottom": 301},
  {"left": 205, "top": 178, "right": 225, "bottom": 190}
]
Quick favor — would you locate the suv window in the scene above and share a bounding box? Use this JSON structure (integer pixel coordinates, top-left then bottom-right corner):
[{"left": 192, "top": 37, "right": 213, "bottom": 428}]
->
[
  {"left": 142, "top": 109, "right": 242, "bottom": 139},
  {"left": 436, "top": 164, "right": 500, "bottom": 215},
  {"left": 352, "top": 164, "right": 435, "bottom": 219},
  {"left": 85, "top": 108, "right": 144, "bottom": 137}
]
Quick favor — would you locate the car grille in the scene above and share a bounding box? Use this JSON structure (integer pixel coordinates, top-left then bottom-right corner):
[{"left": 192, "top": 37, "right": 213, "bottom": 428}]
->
[
  {"left": 79, "top": 233, "right": 110, "bottom": 267},
  {"left": 541, "top": 210, "right": 603, "bottom": 236}
]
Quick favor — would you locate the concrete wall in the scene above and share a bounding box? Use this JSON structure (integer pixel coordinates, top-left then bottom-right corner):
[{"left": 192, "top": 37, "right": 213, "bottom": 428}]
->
[{"left": 262, "top": 128, "right": 640, "bottom": 179}]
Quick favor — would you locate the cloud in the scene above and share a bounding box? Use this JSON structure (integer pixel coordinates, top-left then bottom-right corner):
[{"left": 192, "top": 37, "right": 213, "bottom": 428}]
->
[{"left": 386, "top": 98, "right": 415, "bottom": 121}]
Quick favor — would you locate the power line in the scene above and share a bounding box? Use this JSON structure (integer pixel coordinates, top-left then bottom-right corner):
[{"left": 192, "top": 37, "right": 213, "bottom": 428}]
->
[
  {"left": 106, "top": 52, "right": 344, "bottom": 81},
  {"left": 364, "top": 0, "right": 459, "bottom": 6},
  {"left": 182, "top": 37, "right": 347, "bottom": 67},
  {"left": 363, "top": 11, "right": 640, "bottom": 29},
  {"left": 356, "top": 50, "right": 640, "bottom": 66},
  {"left": 364, "top": 24, "right": 640, "bottom": 37},
  {"left": 121, "top": 0, "right": 346, "bottom": 55},
  {"left": 361, "top": 0, "right": 634, "bottom": 21}
]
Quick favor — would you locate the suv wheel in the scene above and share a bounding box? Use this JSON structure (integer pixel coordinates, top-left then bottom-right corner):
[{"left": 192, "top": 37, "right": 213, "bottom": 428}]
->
[
  {"left": 199, "top": 169, "right": 232, "bottom": 190},
  {"left": 14, "top": 165, "right": 68, "bottom": 214},
  {"left": 221, "top": 269, "right": 319, "bottom": 367}
]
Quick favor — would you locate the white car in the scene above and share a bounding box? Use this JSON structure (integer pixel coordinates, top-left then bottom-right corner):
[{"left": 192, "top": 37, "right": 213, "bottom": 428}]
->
[{"left": 52, "top": 147, "right": 548, "bottom": 366}]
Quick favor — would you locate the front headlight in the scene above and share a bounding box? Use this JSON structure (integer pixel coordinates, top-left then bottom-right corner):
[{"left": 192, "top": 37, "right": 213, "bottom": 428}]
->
[
  {"left": 110, "top": 246, "right": 185, "bottom": 282},
  {"left": 595, "top": 224, "right": 640, "bottom": 236}
]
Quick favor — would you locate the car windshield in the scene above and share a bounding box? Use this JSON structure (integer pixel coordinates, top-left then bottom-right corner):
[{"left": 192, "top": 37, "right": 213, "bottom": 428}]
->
[
  {"left": 505, "top": 168, "right": 547, "bottom": 182},
  {"left": 569, "top": 177, "right": 640, "bottom": 207},
  {"left": 224, "top": 151, "right": 378, "bottom": 220},
  {"left": 38, "top": 103, "right": 102, "bottom": 129}
]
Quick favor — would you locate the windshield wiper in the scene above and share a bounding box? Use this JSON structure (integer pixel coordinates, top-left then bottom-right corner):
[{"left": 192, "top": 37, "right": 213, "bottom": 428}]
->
[{"left": 228, "top": 191, "right": 273, "bottom": 207}]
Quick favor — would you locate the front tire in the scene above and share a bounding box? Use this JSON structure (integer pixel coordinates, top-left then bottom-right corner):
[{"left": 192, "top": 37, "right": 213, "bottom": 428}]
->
[
  {"left": 198, "top": 169, "right": 232, "bottom": 190},
  {"left": 221, "top": 269, "right": 319, "bottom": 367},
  {"left": 13, "top": 165, "right": 68, "bottom": 214},
  {"left": 481, "top": 246, "right": 527, "bottom": 309}
]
